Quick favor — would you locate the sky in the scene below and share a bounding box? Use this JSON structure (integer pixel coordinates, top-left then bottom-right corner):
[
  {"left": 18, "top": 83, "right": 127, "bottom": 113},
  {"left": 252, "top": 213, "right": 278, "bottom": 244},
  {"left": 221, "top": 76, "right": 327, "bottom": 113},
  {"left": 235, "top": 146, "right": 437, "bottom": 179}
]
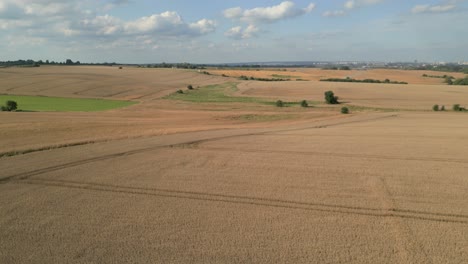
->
[{"left": 1, "top": 0, "right": 467, "bottom": 63}]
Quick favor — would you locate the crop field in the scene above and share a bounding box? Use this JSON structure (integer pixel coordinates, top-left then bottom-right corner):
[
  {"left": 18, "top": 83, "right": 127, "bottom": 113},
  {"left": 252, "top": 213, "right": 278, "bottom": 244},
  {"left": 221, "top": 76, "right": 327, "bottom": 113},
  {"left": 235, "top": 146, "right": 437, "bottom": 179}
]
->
[
  {"left": 209, "top": 68, "right": 467, "bottom": 85},
  {"left": 1, "top": 66, "right": 468, "bottom": 263}
]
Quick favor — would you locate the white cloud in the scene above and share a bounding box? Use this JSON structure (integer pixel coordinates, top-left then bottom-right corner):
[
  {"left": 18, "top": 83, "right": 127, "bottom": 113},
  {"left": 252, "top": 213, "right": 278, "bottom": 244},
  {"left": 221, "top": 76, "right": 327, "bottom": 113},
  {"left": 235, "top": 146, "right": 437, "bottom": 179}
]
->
[
  {"left": 225, "top": 25, "right": 260, "bottom": 39},
  {"left": 123, "top": 12, "right": 215, "bottom": 36},
  {"left": 223, "top": 1, "right": 315, "bottom": 24},
  {"left": 411, "top": 4, "right": 456, "bottom": 14},
  {"left": 322, "top": 10, "right": 345, "bottom": 17},
  {"left": 189, "top": 19, "right": 216, "bottom": 34},
  {"left": 103, "top": 0, "right": 130, "bottom": 12},
  {"left": 243, "top": 25, "right": 260, "bottom": 38},
  {"left": 304, "top": 3, "right": 316, "bottom": 13},
  {"left": 345, "top": 0, "right": 384, "bottom": 9},
  {"left": 124, "top": 12, "right": 183, "bottom": 33},
  {"left": 81, "top": 15, "right": 122, "bottom": 35},
  {"left": 23, "top": 2, "right": 72, "bottom": 16},
  {"left": 344, "top": 1, "right": 355, "bottom": 9},
  {"left": 225, "top": 26, "right": 243, "bottom": 39},
  {"left": 326, "top": 0, "right": 383, "bottom": 18},
  {"left": 0, "top": 1, "right": 216, "bottom": 39},
  {"left": 0, "top": 19, "right": 33, "bottom": 30},
  {"left": 223, "top": 7, "right": 243, "bottom": 19}
]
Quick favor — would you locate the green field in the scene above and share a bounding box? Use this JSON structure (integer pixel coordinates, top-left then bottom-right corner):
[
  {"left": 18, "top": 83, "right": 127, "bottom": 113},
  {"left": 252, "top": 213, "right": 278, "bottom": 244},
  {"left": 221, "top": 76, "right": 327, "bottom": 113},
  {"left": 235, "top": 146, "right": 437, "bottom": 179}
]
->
[
  {"left": 271, "top": 74, "right": 300, "bottom": 79},
  {"left": 164, "top": 82, "right": 321, "bottom": 108},
  {"left": 163, "top": 83, "right": 266, "bottom": 104},
  {"left": 0, "top": 95, "right": 136, "bottom": 112}
]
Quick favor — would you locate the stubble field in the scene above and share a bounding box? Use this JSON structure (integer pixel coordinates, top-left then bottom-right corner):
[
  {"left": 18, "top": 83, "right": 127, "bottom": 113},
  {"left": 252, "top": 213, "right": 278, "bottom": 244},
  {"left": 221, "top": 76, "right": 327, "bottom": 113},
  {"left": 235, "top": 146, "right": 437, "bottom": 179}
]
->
[{"left": 1, "top": 66, "right": 468, "bottom": 263}]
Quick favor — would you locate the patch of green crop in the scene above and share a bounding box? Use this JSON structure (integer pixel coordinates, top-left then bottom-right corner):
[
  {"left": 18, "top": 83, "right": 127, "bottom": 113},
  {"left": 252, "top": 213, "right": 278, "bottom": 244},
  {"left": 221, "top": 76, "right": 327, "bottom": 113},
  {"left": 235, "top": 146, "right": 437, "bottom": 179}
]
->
[
  {"left": 163, "top": 82, "right": 266, "bottom": 104},
  {"left": 164, "top": 83, "right": 322, "bottom": 109},
  {"left": 230, "top": 114, "right": 296, "bottom": 122},
  {"left": 271, "top": 74, "right": 300, "bottom": 79},
  {"left": 0, "top": 95, "right": 136, "bottom": 112}
]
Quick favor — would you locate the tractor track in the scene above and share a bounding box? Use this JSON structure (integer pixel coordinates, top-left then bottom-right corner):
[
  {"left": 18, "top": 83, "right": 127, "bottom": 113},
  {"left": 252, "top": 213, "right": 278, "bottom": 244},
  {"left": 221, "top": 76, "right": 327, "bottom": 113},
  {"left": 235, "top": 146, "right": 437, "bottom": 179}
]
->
[
  {"left": 1, "top": 113, "right": 397, "bottom": 183},
  {"left": 12, "top": 178, "right": 468, "bottom": 225}
]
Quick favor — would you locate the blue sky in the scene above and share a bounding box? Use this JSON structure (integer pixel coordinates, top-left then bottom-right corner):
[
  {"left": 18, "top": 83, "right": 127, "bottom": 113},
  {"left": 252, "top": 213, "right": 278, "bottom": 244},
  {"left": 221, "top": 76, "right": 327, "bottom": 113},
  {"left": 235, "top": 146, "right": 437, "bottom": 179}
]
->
[{"left": 1, "top": 0, "right": 467, "bottom": 63}]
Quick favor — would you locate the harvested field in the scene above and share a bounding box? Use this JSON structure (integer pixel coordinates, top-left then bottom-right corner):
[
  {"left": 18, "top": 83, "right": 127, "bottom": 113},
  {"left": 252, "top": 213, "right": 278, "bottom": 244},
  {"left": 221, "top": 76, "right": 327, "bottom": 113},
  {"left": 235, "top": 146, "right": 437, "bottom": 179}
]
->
[
  {"left": 0, "top": 66, "right": 227, "bottom": 101},
  {"left": 208, "top": 68, "right": 467, "bottom": 85},
  {"left": 1, "top": 66, "right": 468, "bottom": 263},
  {"left": 237, "top": 81, "right": 468, "bottom": 110}
]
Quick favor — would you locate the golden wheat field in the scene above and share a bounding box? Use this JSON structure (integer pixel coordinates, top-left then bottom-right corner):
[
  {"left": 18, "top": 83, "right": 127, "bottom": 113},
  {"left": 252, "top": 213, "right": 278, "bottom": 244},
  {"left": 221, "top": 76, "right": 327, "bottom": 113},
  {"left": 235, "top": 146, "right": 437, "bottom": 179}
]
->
[{"left": 1, "top": 66, "right": 468, "bottom": 263}]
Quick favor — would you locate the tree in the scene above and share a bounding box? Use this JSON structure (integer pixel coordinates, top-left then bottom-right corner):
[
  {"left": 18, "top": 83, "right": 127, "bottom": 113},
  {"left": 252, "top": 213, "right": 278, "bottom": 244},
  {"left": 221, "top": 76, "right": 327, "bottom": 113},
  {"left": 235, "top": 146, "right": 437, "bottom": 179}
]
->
[
  {"left": 446, "top": 77, "right": 453, "bottom": 85},
  {"left": 300, "top": 100, "right": 308, "bottom": 108},
  {"left": 341, "top": 107, "right": 349, "bottom": 114},
  {"left": 453, "top": 77, "right": 468, "bottom": 85},
  {"left": 432, "top": 104, "right": 439, "bottom": 111},
  {"left": 65, "top": 59, "right": 74, "bottom": 65},
  {"left": 187, "top": 85, "right": 194, "bottom": 90},
  {"left": 2, "top": 100, "right": 18, "bottom": 111},
  {"left": 324, "top": 91, "right": 339, "bottom": 104},
  {"left": 276, "top": 100, "right": 284, "bottom": 107}
]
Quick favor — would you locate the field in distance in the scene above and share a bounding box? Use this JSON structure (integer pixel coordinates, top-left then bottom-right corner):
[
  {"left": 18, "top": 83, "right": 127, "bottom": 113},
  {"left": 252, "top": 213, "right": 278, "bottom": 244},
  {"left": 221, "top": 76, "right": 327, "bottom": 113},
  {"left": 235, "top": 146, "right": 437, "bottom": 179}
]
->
[
  {"left": 1, "top": 65, "right": 468, "bottom": 263},
  {"left": 208, "top": 67, "right": 467, "bottom": 85}
]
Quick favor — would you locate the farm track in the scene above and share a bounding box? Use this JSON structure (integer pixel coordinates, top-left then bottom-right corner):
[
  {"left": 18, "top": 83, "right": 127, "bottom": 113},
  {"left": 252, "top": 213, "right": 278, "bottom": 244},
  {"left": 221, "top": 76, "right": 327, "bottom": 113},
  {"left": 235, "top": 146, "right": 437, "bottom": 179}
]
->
[
  {"left": 35, "top": 80, "right": 89, "bottom": 93},
  {"left": 186, "top": 146, "right": 468, "bottom": 164}
]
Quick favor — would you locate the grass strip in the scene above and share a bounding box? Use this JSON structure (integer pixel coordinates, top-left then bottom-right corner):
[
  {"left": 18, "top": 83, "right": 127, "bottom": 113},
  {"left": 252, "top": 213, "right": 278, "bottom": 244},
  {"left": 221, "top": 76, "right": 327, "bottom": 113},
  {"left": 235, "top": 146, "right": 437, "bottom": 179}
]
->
[{"left": 0, "top": 95, "right": 136, "bottom": 112}]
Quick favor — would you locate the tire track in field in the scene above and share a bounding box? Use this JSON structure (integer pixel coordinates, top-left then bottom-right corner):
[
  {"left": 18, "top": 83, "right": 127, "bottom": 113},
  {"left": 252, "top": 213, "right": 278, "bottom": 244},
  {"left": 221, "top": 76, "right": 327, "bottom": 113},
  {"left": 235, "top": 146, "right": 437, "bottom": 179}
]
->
[
  {"left": 187, "top": 146, "right": 468, "bottom": 164},
  {"left": 5, "top": 81, "right": 50, "bottom": 92},
  {"left": 0, "top": 113, "right": 398, "bottom": 182},
  {"left": 14, "top": 178, "right": 468, "bottom": 225},
  {"left": 367, "top": 176, "right": 433, "bottom": 263},
  {"left": 34, "top": 80, "right": 89, "bottom": 93}
]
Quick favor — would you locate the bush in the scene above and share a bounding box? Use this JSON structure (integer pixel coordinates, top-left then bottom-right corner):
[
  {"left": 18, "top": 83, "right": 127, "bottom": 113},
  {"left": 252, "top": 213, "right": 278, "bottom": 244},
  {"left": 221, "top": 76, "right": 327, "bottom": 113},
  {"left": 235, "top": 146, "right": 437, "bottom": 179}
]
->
[
  {"left": 453, "top": 104, "right": 461, "bottom": 111},
  {"left": 440, "top": 105, "right": 445, "bottom": 111},
  {"left": 324, "top": 91, "right": 339, "bottom": 104},
  {"left": 300, "top": 100, "right": 308, "bottom": 108},
  {"left": 276, "top": 100, "right": 284, "bottom": 107},
  {"left": 320, "top": 77, "right": 407, "bottom": 85},
  {"left": 176, "top": 89, "right": 184, "bottom": 94},
  {"left": 187, "top": 85, "right": 193, "bottom": 90},
  {"left": 433, "top": 104, "right": 439, "bottom": 111},
  {"left": 453, "top": 77, "right": 468, "bottom": 85},
  {"left": 2, "top": 100, "right": 18, "bottom": 111},
  {"left": 341, "top": 107, "right": 349, "bottom": 114}
]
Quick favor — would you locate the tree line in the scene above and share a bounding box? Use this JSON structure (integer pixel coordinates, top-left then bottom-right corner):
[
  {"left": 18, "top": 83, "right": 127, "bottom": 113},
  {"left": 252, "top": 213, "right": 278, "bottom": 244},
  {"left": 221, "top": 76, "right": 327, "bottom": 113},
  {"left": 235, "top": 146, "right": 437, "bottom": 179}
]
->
[{"left": 0, "top": 59, "right": 118, "bottom": 67}]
